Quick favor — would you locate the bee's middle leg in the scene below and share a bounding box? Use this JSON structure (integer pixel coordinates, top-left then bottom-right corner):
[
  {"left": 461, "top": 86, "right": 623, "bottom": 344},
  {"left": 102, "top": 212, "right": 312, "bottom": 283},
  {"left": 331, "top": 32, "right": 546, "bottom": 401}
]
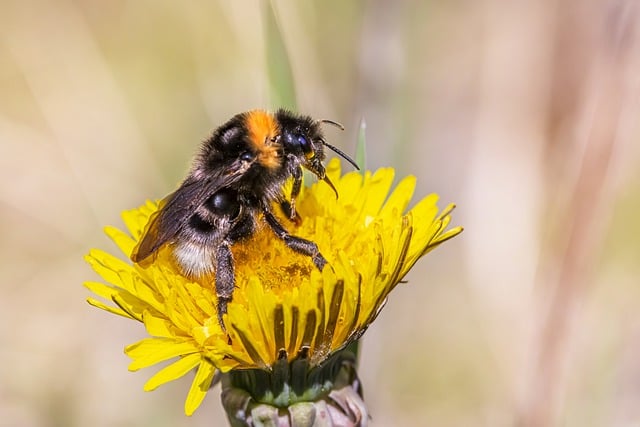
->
[{"left": 263, "top": 208, "right": 327, "bottom": 270}]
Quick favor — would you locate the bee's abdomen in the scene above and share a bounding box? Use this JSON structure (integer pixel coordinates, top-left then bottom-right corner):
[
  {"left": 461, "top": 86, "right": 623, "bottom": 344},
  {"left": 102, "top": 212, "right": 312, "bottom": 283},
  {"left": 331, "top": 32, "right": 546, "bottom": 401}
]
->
[
  {"left": 205, "top": 189, "right": 241, "bottom": 219},
  {"left": 189, "top": 213, "right": 214, "bottom": 233},
  {"left": 173, "top": 239, "right": 217, "bottom": 278}
]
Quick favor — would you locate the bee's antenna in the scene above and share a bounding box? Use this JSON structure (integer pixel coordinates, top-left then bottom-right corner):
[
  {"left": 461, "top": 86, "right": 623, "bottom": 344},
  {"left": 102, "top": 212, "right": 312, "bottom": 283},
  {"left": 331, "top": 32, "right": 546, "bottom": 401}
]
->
[
  {"left": 318, "top": 135, "right": 360, "bottom": 171},
  {"left": 320, "top": 119, "right": 345, "bottom": 131},
  {"left": 322, "top": 141, "right": 359, "bottom": 170}
]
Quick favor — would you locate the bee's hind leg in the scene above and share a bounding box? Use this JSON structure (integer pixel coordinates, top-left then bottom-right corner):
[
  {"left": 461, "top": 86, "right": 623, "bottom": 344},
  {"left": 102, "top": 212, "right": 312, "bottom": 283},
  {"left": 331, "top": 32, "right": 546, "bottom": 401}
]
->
[
  {"left": 263, "top": 208, "right": 327, "bottom": 270},
  {"left": 216, "top": 215, "right": 255, "bottom": 329},
  {"left": 215, "top": 241, "right": 235, "bottom": 329}
]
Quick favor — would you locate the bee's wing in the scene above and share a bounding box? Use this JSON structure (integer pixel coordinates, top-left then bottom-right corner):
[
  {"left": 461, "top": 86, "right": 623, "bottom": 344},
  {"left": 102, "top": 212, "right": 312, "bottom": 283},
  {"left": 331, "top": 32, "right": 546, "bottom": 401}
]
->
[
  {"left": 130, "top": 198, "right": 170, "bottom": 264},
  {"left": 131, "top": 171, "right": 239, "bottom": 263}
]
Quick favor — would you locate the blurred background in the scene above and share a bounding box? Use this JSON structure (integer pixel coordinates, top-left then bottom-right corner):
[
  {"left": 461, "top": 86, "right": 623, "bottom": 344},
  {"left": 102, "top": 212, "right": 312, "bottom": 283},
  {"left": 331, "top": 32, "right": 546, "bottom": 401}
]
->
[{"left": 1, "top": 0, "right": 640, "bottom": 426}]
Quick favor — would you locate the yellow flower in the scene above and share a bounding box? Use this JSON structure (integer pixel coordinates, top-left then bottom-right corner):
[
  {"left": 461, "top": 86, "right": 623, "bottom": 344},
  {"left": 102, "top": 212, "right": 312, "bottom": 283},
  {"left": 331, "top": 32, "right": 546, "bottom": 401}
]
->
[{"left": 84, "top": 158, "right": 462, "bottom": 416}]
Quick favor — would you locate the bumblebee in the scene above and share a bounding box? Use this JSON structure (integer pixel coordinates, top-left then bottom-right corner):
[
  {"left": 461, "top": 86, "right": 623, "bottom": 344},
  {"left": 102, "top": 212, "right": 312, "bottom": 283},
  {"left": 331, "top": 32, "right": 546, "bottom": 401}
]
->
[{"left": 131, "top": 109, "right": 358, "bottom": 327}]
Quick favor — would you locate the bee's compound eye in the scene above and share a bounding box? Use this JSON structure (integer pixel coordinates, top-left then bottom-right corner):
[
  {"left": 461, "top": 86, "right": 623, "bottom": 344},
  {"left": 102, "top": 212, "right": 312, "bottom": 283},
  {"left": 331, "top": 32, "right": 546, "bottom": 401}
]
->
[
  {"left": 284, "top": 132, "right": 311, "bottom": 153},
  {"left": 296, "top": 135, "right": 311, "bottom": 153},
  {"left": 207, "top": 189, "right": 240, "bottom": 219},
  {"left": 240, "top": 151, "right": 254, "bottom": 162}
]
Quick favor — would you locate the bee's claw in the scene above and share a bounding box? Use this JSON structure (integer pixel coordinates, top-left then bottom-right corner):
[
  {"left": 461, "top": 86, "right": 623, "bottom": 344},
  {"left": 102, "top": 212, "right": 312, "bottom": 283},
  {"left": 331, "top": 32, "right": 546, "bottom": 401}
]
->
[{"left": 313, "top": 254, "right": 327, "bottom": 270}]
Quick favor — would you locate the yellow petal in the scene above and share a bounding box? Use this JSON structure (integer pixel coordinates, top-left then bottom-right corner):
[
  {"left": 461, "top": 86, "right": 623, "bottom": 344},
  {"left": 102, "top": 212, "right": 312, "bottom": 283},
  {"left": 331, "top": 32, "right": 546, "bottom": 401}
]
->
[
  {"left": 85, "top": 250, "right": 135, "bottom": 293},
  {"left": 380, "top": 175, "right": 416, "bottom": 218},
  {"left": 184, "top": 359, "right": 216, "bottom": 416},
  {"left": 359, "top": 167, "right": 395, "bottom": 216},
  {"left": 86, "top": 297, "right": 133, "bottom": 319},
  {"left": 126, "top": 338, "right": 199, "bottom": 371},
  {"left": 144, "top": 353, "right": 202, "bottom": 391},
  {"left": 121, "top": 200, "right": 158, "bottom": 239},
  {"left": 142, "top": 312, "right": 176, "bottom": 338},
  {"left": 104, "top": 225, "right": 136, "bottom": 259},
  {"left": 84, "top": 281, "right": 119, "bottom": 301}
]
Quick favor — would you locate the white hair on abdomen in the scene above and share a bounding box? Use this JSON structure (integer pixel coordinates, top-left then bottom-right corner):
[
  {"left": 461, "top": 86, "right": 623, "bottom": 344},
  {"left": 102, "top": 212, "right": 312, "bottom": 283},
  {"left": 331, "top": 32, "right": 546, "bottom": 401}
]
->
[{"left": 173, "top": 240, "right": 217, "bottom": 278}]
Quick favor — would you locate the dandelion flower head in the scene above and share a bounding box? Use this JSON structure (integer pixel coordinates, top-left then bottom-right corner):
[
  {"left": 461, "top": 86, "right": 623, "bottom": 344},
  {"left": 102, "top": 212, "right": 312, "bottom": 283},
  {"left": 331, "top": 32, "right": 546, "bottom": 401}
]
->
[{"left": 84, "top": 158, "right": 462, "bottom": 415}]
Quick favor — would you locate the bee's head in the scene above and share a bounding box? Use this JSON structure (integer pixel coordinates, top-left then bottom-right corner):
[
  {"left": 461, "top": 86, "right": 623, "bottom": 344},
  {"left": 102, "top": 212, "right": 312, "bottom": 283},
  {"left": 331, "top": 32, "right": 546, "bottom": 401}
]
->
[
  {"left": 280, "top": 124, "right": 325, "bottom": 174},
  {"left": 276, "top": 109, "right": 359, "bottom": 197}
]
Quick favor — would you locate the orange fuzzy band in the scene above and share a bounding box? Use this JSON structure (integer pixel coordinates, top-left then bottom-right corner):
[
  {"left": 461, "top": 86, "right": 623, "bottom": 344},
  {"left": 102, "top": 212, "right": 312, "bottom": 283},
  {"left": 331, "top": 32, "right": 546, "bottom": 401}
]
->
[{"left": 245, "top": 110, "right": 281, "bottom": 170}]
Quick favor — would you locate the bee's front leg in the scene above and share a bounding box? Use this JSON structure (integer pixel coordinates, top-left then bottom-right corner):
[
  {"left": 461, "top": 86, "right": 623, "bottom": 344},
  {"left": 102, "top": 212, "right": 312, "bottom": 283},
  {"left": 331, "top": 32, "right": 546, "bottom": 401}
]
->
[
  {"left": 214, "top": 241, "right": 235, "bottom": 329},
  {"left": 279, "top": 166, "right": 303, "bottom": 225},
  {"left": 289, "top": 166, "right": 303, "bottom": 220},
  {"left": 279, "top": 200, "right": 302, "bottom": 226}
]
